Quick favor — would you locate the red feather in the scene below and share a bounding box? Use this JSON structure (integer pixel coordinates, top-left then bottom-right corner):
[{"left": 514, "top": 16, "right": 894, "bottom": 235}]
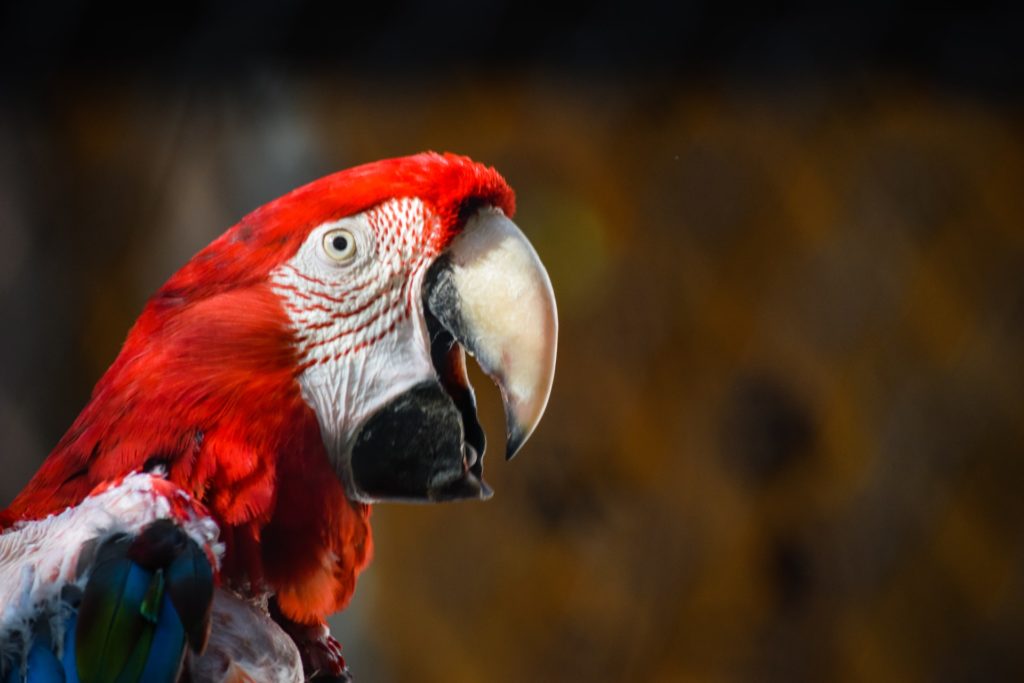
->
[{"left": 0, "top": 152, "right": 515, "bottom": 624}]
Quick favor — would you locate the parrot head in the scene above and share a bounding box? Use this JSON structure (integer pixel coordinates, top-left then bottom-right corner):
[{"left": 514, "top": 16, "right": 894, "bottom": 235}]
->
[
  {"left": 1, "top": 152, "right": 557, "bottom": 623},
  {"left": 160, "top": 151, "right": 557, "bottom": 503}
]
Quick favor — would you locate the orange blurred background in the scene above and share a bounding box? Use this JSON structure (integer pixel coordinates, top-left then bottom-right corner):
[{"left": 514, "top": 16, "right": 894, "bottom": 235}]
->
[{"left": 1, "top": 4, "right": 1022, "bottom": 681}]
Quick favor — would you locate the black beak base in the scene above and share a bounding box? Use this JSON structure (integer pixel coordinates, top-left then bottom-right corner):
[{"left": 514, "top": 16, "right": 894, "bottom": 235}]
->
[{"left": 349, "top": 382, "right": 492, "bottom": 502}]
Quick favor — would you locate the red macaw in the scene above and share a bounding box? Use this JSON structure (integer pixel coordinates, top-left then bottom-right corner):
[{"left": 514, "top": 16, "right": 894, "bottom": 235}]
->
[{"left": 0, "top": 153, "right": 557, "bottom": 681}]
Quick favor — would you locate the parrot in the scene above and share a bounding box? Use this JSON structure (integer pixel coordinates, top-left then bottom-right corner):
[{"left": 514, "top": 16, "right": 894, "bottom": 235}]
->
[{"left": 0, "top": 152, "right": 558, "bottom": 681}]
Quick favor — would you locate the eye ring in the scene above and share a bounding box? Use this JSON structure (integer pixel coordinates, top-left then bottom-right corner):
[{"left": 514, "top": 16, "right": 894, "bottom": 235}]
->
[{"left": 322, "top": 228, "right": 357, "bottom": 263}]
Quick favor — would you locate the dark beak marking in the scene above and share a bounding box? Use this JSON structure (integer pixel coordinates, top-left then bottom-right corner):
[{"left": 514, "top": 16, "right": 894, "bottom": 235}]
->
[{"left": 425, "top": 306, "right": 486, "bottom": 476}]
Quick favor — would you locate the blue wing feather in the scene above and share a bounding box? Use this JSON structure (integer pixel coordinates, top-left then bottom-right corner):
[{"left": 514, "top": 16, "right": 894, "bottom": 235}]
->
[
  {"left": 61, "top": 614, "right": 79, "bottom": 683},
  {"left": 0, "top": 478, "right": 218, "bottom": 683},
  {"left": 136, "top": 596, "right": 185, "bottom": 683},
  {"left": 2, "top": 525, "right": 210, "bottom": 683},
  {"left": 24, "top": 638, "right": 65, "bottom": 683}
]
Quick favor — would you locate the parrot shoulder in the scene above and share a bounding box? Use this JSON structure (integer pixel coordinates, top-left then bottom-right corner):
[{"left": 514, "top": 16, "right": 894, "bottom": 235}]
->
[{"left": 0, "top": 472, "right": 221, "bottom": 682}]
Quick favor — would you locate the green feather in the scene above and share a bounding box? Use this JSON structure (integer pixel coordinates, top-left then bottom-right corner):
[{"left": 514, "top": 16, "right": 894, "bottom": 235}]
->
[
  {"left": 139, "top": 570, "right": 165, "bottom": 625},
  {"left": 112, "top": 620, "right": 154, "bottom": 683},
  {"left": 76, "top": 543, "right": 152, "bottom": 683}
]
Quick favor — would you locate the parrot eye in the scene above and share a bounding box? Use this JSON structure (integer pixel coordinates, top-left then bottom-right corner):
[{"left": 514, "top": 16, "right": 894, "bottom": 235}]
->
[{"left": 322, "top": 228, "right": 357, "bottom": 263}]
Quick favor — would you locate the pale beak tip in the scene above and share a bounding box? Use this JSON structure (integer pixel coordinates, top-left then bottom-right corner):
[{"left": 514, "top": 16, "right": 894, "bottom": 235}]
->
[{"left": 506, "top": 425, "right": 528, "bottom": 461}]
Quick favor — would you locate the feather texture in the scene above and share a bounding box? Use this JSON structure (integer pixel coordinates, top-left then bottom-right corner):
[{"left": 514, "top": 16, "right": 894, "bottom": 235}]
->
[
  {"left": 0, "top": 475, "right": 221, "bottom": 683},
  {"left": 0, "top": 153, "right": 515, "bottom": 629}
]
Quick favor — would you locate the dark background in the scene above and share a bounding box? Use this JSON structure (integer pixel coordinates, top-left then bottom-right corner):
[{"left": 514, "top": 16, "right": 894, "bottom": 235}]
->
[{"left": 1, "top": 2, "right": 1022, "bottom": 681}]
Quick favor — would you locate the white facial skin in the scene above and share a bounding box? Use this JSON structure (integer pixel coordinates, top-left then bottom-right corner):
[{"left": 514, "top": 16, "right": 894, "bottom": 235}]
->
[
  {"left": 270, "top": 198, "right": 559, "bottom": 498},
  {"left": 269, "top": 198, "right": 439, "bottom": 498}
]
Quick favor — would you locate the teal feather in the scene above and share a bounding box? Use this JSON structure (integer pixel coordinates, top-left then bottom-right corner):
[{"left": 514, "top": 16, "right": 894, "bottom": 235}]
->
[
  {"left": 164, "top": 542, "right": 213, "bottom": 651},
  {"left": 76, "top": 557, "right": 150, "bottom": 683},
  {"left": 5, "top": 521, "right": 212, "bottom": 683},
  {"left": 66, "top": 567, "right": 188, "bottom": 683},
  {"left": 74, "top": 535, "right": 133, "bottom": 681},
  {"left": 70, "top": 523, "right": 211, "bottom": 683},
  {"left": 139, "top": 570, "right": 164, "bottom": 625},
  {"left": 75, "top": 536, "right": 167, "bottom": 683},
  {"left": 136, "top": 596, "right": 186, "bottom": 683}
]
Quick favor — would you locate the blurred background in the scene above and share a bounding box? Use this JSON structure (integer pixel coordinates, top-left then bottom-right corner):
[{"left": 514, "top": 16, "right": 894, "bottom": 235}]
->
[{"left": 1, "top": 2, "right": 1022, "bottom": 681}]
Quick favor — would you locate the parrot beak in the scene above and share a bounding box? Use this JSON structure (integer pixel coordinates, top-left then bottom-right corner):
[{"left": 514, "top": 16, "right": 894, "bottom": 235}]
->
[
  {"left": 348, "top": 207, "right": 557, "bottom": 503},
  {"left": 425, "top": 207, "right": 558, "bottom": 460}
]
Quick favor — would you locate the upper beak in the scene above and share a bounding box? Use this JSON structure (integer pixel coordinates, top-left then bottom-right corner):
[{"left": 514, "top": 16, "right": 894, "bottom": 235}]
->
[
  {"left": 347, "top": 206, "right": 557, "bottom": 503},
  {"left": 425, "top": 207, "right": 559, "bottom": 460}
]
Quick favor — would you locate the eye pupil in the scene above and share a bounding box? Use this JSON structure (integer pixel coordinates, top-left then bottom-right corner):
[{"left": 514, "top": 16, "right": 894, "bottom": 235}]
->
[{"left": 322, "top": 228, "right": 356, "bottom": 263}]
